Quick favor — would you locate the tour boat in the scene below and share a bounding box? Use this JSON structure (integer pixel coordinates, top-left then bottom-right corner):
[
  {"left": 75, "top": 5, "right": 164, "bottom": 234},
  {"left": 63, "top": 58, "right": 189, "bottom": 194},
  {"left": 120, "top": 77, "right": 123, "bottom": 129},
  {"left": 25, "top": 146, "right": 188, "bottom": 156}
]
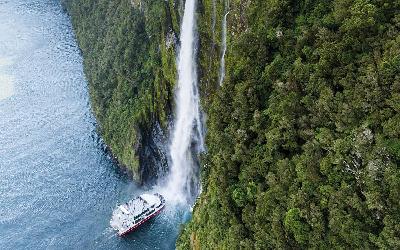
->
[{"left": 110, "top": 193, "right": 165, "bottom": 236}]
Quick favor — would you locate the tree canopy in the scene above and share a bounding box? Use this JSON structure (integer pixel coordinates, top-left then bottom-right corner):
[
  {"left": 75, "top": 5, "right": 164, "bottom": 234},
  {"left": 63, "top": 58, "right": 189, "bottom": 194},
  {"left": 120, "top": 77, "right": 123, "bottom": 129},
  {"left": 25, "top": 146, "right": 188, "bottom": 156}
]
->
[{"left": 178, "top": 0, "right": 400, "bottom": 248}]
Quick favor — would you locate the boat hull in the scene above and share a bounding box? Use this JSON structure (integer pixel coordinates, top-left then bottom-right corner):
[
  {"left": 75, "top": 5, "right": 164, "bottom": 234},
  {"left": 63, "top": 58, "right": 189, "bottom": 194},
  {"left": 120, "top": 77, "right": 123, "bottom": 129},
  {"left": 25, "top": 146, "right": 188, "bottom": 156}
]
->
[{"left": 118, "top": 204, "right": 165, "bottom": 237}]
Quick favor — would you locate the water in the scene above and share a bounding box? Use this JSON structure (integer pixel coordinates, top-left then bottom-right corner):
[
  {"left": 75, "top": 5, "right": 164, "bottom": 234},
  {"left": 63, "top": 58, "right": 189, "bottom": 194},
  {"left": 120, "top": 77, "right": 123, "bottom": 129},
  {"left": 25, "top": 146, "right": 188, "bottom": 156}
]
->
[
  {"left": 0, "top": 56, "right": 14, "bottom": 100},
  {"left": 166, "top": 0, "right": 204, "bottom": 204},
  {"left": 0, "top": 0, "right": 182, "bottom": 249},
  {"left": 219, "top": 0, "right": 229, "bottom": 86}
]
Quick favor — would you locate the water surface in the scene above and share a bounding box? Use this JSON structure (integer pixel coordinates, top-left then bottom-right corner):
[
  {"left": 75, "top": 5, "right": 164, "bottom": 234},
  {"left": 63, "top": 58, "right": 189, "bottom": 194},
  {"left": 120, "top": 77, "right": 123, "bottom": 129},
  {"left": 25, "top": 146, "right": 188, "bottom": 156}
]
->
[{"left": 0, "top": 1, "right": 180, "bottom": 249}]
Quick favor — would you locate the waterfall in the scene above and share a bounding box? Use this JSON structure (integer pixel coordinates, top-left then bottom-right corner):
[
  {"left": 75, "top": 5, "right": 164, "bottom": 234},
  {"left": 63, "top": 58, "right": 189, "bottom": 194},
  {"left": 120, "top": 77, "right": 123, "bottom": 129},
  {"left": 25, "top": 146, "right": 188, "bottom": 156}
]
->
[
  {"left": 219, "top": 0, "right": 229, "bottom": 86},
  {"left": 166, "top": 0, "right": 204, "bottom": 204}
]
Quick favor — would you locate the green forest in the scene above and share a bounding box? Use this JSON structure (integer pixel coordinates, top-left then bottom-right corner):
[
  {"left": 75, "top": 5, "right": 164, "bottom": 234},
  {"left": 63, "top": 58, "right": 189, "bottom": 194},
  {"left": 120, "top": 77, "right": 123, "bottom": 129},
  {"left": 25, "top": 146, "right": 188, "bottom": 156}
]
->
[
  {"left": 64, "top": 0, "right": 400, "bottom": 248},
  {"left": 178, "top": 0, "right": 400, "bottom": 248},
  {"left": 63, "top": 0, "right": 181, "bottom": 181}
]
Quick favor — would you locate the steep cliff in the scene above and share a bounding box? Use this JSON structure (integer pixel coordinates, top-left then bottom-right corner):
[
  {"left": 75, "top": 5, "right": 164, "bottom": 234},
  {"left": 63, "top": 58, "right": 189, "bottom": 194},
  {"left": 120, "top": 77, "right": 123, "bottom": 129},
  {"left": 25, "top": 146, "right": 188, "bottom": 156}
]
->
[
  {"left": 179, "top": 0, "right": 400, "bottom": 249},
  {"left": 64, "top": 0, "right": 400, "bottom": 248},
  {"left": 62, "top": 0, "right": 182, "bottom": 182}
]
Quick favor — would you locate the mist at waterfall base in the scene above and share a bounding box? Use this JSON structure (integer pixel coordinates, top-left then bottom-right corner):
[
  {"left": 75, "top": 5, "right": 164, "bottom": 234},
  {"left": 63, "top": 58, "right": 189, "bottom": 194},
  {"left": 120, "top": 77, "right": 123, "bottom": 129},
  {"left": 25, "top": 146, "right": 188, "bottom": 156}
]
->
[
  {"left": 163, "top": 0, "right": 205, "bottom": 206},
  {"left": 0, "top": 1, "right": 188, "bottom": 249}
]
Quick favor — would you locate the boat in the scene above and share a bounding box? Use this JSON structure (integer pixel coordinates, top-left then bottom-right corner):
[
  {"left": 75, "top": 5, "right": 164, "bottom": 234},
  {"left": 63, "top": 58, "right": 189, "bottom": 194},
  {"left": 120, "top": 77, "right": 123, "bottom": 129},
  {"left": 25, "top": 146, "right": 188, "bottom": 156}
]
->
[{"left": 110, "top": 193, "right": 166, "bottom": 236}]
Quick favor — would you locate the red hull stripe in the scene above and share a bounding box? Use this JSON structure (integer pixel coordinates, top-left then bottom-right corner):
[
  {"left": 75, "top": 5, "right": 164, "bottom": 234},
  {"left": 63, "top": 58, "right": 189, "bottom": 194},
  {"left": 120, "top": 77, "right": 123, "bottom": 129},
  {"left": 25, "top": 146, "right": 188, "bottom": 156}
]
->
[{"left": 119, "top": 205, "right": 165, "bottom": 236}]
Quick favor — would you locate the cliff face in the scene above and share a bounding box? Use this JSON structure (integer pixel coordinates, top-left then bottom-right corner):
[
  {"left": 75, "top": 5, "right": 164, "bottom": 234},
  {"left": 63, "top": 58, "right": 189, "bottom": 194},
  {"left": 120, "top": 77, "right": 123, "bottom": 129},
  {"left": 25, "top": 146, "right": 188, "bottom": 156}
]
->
[
  {"left": 64, "top": 0, "right": 400, "bottom": 248},
  {"left": 63, "top": 0, "right": 182, "bottom": 182},
  {"left": 61, "top": 0, "right": 224, "bottom": 183},
  {"left": 179, "top": 0, "right": 400, "bottom": 249}
]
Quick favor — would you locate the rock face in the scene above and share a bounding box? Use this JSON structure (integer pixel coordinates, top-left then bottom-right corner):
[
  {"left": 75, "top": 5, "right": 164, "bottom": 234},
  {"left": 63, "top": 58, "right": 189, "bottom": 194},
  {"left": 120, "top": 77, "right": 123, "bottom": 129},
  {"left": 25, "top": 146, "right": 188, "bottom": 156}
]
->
[{"left": 136, "top": 121, "right": 169, "bottom": 185}]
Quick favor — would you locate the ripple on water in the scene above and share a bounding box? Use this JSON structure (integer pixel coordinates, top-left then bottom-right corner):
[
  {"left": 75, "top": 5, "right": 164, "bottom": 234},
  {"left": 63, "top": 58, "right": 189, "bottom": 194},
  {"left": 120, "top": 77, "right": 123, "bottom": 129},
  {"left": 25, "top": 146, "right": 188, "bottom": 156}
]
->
[
  {"left": 0, "top": 0, "right": 184, "bottom": 249},
  {"left": 0, "top": 57, "right": 14, "bottom": 100}
]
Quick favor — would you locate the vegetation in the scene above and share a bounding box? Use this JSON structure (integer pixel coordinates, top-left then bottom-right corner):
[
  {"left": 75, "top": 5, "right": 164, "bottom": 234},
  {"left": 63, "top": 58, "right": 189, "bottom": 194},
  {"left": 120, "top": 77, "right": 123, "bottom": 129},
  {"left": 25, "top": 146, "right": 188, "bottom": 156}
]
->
[
  {"left": 65, "top": 0, "right": 400, "bottom": 248},
  {"left": 178, "top": 0, "right": 400, "bottom": 248},
  {"left": 62, "top": 0, "right": 180, "bottom": 181}
]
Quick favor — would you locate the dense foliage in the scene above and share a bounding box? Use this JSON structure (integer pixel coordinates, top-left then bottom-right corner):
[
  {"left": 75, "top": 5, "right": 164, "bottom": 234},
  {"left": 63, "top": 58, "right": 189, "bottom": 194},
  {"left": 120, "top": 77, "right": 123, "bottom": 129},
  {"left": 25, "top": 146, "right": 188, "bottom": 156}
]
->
[
  {"left": 178, "top": 0, "right": 400, "bottom": 248},
  {"left": 63, "top": 0, "right": 180, "bottom": 181},
  {"left": 65, "top": 0, "right": 400, "bottom": 248}
]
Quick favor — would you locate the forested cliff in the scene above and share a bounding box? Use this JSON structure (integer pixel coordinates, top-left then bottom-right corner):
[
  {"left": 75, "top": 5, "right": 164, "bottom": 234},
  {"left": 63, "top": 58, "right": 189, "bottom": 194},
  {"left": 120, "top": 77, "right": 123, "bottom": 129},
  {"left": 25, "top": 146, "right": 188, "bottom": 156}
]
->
[
  {"left": 63, "top": 0, "right": 181, "bottom": 182},
  {"left": 64, "top": 0, "right": 400, "bottom": 248}
]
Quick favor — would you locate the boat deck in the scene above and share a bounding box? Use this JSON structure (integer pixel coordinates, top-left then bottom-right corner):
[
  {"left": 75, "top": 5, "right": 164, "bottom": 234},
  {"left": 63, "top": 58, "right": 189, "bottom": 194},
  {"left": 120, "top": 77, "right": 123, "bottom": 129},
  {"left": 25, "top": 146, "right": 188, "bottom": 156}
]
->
[{"left": 110, "top": 193, "right": 165, "bottom": 236}]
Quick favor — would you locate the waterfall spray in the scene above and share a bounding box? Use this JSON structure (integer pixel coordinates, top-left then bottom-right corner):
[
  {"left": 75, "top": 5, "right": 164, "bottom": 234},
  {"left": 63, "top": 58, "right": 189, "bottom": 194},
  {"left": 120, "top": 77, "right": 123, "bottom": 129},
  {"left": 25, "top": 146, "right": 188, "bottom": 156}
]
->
[
  {"left": 166, "top": 0, "right": 204, "bottom": 205},
  {"left": 219, "top": 0, "right": 229, "bottom": 86}
]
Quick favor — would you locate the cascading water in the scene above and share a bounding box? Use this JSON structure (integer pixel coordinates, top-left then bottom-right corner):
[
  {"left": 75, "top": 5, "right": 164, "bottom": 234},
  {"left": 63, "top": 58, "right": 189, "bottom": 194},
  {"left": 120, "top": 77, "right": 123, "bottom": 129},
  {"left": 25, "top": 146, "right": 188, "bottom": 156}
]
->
[
  {"left": 219, "top": 0, "right": 229, "bottom": 86},
  {"left": 165, "top": 0, "right": 204, "bottom": 204}
]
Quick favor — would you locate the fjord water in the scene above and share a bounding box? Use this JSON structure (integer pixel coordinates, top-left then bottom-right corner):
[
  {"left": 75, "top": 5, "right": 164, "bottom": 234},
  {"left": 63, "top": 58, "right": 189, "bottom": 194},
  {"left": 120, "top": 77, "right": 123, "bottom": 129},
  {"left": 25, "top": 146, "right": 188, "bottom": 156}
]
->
[{"left": 0, "top": 1, "right": 180, "bottom": 249}]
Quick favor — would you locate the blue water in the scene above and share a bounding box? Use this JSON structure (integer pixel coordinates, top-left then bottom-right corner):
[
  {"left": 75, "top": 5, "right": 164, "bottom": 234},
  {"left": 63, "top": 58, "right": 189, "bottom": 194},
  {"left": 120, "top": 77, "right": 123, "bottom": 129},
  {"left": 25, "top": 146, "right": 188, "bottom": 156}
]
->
[{"left": 0, "top": 1, "right": 181, "bottom": 249}]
